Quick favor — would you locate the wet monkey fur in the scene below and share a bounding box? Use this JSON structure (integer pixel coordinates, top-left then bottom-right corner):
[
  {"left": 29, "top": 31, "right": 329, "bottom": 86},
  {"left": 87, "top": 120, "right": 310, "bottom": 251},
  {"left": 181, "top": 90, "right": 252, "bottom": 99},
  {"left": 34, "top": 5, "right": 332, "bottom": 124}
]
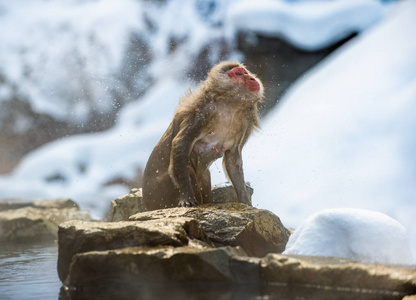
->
[{"left": 142, "top": 61, "right": 264, "bottom": 210}]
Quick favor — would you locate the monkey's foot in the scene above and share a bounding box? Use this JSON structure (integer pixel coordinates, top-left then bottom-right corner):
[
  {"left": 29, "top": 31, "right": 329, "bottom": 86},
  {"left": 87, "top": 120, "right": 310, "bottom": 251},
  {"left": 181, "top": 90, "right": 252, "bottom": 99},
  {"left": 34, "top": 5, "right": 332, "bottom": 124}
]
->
[{"left": 178, "top": 197, "right": 198, "bottom": 207}]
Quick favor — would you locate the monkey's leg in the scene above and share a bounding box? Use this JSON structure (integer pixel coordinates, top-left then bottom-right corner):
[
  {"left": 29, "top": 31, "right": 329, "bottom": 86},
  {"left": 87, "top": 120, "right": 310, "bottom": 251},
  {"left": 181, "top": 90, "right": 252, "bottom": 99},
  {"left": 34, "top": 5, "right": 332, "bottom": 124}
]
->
[
  {"left": 143, "top": 172, "right": 180, "bottom": 210},
  {"left": 177, "top": 167, "right": 200, "bottom": 207},
  {"left": 198, "top": 169, "right": 211, "bottom": 204},
  {"left": 223, "top": 149, "right": 251, "bottom": 205}
]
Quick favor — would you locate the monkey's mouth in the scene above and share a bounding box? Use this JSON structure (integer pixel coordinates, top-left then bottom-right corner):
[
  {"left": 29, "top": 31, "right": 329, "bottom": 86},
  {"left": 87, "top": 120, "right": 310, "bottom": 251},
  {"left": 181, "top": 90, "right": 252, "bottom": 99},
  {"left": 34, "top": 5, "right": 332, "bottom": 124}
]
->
[{"left": 248, "top": 81, "right": 260, "bottom": 92}]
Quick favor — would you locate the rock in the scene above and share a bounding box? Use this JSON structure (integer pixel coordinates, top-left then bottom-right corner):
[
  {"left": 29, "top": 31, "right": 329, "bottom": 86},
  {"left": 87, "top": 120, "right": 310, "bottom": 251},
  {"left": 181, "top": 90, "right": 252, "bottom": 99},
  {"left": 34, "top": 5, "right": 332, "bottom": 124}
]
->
[
  {"left": 58, "top": 199, "right": 416, "bottom": 299},
  {"left": 210, "top": 182, "right": 254, "bottom": 205},
  {"left": 63, "top": 246, "right": 416, "bottom": 298},
  {"left": 59, "top": 203, "right": 289, "bottom": 282},
  {"left": 261, "top": 254, "right": 416, "bottom": 296},
  {"left": 129, "top": 203, "right": 290, "bottom": 257},
  {"left": 107, "top": 185, "right": 284, "bottom": 257},
  {"left": 65, "top": 246, "right": 248, "bottom": 287},
  {"left": 107, "top": 188, "right": 146, "bottom": 222},
  {"left": 0, "top": 198, "right": 80, "bottom": 211},
  {"left": 0, "top": 198, "right": 91, "bottom": 244},
  {"left": 107, "top": 183, "right": 254, "bottom": 222},
  {"left": 57, "top": 217, "right": 213, "bottom": 282}
]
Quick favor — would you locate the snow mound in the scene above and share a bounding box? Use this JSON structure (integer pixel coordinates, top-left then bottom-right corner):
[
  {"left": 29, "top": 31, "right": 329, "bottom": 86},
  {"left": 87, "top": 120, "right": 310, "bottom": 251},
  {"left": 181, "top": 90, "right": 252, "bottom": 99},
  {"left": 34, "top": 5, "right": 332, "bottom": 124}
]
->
[
  {"left": 228, "top": 0, "right": 386, "bottom": 51},
  {"left": 233, "top": 0, "right": 416, "bottom": 258},
  {"left": 283, "top": 208, "right": 414, "bottom": 265}
]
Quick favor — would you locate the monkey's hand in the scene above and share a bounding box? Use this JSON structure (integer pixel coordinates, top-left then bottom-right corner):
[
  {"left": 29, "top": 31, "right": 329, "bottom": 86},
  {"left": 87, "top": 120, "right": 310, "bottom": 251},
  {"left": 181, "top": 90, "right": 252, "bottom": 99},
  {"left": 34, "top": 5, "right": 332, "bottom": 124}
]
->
[{"left": 178, "top": 195, "right": 198, "bottom": 207}]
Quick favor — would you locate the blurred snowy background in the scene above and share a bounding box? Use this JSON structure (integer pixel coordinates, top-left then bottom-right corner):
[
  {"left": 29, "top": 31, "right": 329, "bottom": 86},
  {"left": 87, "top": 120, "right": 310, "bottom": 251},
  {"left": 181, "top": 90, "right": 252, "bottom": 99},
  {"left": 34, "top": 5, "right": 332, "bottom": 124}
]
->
[{"left": 0, "top": 0, "right": 415, "bottom": 261}]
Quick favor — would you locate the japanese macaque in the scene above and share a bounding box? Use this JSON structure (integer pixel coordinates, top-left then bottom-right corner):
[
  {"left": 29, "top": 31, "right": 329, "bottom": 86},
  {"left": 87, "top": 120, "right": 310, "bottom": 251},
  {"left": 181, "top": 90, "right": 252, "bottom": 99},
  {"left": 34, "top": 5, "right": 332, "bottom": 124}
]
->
[{"left": 142, "top": 61, "right": 264, "bottom": 210}]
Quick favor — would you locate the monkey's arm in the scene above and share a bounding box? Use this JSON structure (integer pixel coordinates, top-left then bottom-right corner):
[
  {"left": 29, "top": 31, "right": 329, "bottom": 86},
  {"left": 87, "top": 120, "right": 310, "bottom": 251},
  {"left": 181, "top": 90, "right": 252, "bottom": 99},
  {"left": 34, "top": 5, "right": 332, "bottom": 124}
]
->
[
  {"left": 223, "top": 148, "right": 251, "bottom": 205},
  {"left": 169, "top": 107, "right": 213, "bottom": 207}
]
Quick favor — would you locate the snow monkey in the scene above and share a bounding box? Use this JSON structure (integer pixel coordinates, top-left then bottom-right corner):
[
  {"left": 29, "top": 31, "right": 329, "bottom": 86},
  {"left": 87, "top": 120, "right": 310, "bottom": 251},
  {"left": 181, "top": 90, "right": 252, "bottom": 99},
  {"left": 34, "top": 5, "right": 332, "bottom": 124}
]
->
[{"left": 142, "top": 61, "right": 264, "bottom": 210}]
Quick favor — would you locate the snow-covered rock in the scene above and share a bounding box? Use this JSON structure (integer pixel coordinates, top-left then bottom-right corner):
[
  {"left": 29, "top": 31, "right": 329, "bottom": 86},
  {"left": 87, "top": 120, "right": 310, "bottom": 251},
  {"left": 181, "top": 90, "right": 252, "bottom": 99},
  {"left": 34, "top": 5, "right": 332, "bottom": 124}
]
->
[
  {"left": 283, "top": 208, "right": 413, "bottom": 265},
  {"left": 0, "top": 0, "right": 148, "bottom": 122},
  {"left": 228, "top": 0, "right": 386, "bottom": 51}
]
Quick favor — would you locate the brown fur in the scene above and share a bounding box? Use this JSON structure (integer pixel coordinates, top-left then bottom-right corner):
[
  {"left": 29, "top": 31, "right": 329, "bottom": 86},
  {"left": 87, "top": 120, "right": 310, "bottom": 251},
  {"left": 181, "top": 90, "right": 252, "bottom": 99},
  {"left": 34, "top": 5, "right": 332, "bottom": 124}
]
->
[{"left": 142, "top": 61, "right": 264, "bottom": 210}]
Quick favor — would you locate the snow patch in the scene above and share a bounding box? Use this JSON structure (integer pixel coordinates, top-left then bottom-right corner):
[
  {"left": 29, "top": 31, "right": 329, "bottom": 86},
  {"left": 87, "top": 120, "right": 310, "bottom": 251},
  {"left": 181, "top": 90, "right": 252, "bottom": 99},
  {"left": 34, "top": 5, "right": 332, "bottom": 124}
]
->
[
  {"left": 236, "top": 0, "right": 416, "bottom": 261},
  {"left": 283, "top": 208, "right": 414, "bottom": 265},
  {"left": 228, "top": 0, "right": 386, "bottom": 51},
  {"left": 0, "top": 0, "right": 145, "bottom": 122},
  {"left": 0, "top": 78, "right": 186, "bottom": 218}
]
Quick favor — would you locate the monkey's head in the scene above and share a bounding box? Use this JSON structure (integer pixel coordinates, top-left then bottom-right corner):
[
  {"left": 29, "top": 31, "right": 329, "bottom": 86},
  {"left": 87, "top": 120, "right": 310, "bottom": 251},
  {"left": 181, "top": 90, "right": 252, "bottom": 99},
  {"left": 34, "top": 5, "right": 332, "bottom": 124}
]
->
[{"left": 206, "top": 61, "right": 264, "bottom": 102}]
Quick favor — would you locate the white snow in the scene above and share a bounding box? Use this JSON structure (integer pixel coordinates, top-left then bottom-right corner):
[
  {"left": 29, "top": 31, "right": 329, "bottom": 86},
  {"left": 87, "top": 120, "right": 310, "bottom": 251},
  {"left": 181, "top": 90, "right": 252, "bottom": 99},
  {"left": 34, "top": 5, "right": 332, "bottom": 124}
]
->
[
  {"left": 232, "top": 0, "right": 416, "bottom": 262},
  {"left": 227, "top": 0, "right": 387, "bottom": 51},
  {"left": 0, "top": 0, "right": 415, "bottom": 264},
  {"left": 283, "top": 208, "right": 413, "bottom": 265},
  {"left": 0, "top": 78, "right": 186, "bottom": 217},
  {"left": 0, "top": 0, "right": 235, "bottom": 123},
  {"left": 0, "top": 0, "right": 146, "bottom": 122}
]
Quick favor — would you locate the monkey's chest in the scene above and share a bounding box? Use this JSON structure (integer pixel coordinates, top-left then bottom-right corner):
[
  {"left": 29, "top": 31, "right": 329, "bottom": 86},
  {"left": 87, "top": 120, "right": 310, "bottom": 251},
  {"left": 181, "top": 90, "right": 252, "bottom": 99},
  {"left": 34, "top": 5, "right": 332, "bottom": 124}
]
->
[
  {"left": 192, "top": 117, "right": 244, "bottom": 164},
  {"left": 193, "top": 133, "right": 234, "bottom": 157},
  {"left": 192, "top": 139, "right": 229, "bottom": 168},
  {"left": 191, "top": 107, "right": 247, "bottom": 168}
]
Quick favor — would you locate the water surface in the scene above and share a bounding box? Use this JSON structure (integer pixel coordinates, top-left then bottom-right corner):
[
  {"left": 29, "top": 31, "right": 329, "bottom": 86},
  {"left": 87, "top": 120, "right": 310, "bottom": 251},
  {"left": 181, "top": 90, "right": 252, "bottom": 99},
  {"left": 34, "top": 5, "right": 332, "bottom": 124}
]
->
[{"left": 0, "top": 242, "right": 61, "bottom": 300}]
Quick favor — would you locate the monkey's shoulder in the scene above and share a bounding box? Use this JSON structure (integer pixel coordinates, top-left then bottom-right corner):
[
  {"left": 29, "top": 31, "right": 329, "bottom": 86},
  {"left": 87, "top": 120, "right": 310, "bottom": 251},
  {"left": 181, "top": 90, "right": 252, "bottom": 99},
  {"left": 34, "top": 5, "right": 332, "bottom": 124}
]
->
[{"left": 174, "top": 101, "right": 216, "bottom": 128}]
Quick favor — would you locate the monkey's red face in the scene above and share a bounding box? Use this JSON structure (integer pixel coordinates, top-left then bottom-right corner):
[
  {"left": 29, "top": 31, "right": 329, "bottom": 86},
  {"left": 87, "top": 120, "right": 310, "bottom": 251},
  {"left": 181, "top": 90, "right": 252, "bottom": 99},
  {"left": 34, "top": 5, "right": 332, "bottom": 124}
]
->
[{"left": 227, "top": 67, "right": 261, "bottom": 93}]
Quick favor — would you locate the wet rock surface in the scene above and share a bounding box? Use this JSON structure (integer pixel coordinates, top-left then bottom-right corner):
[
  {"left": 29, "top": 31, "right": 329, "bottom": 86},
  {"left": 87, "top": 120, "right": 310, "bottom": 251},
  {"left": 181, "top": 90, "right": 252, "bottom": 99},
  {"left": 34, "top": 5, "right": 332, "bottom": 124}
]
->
[
  {"left": 261, "top": 254, "right": 416, "bottom": 294},
  {"left": 107, "top": 188, "right": 146, "bottom": 222},
  {"left": 0, "top": 198, "right": 91, "bottom": 243},
  {"left": 107, "top": 184, "right": 254, "bottom": 222},
  {"left": 62, "top": 245, "right": 416, "bottom": 299},
  {"left": 57, "top": 217, "right": 212, "bottom": 282},
  {"left": 65, "top": 246, "right": 247, "bottom": 287},
  {"left": 57, "top": 187, "right": 416, "bottom": 299},
  {"left": 129, "top": 202, "right": 290, "bottom": 257}
]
